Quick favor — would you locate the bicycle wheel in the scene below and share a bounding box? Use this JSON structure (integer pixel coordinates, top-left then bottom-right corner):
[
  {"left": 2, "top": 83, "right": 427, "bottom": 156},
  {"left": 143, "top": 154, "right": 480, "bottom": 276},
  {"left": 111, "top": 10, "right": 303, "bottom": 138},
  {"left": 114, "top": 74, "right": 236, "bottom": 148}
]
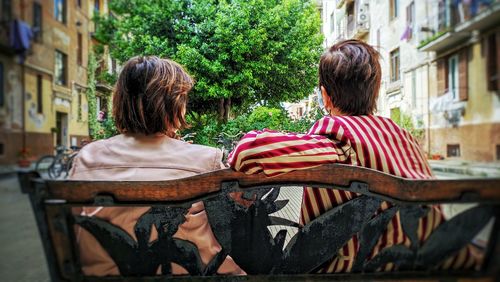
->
[
  {"left": 64, "top": 153, "right": 77, "bottom": 178},
  {"left": 35, "top": 156, "right": 56, "bottom": 178},
  {"left": 49, "top": 160, "right": 64, "bottom": 179}
]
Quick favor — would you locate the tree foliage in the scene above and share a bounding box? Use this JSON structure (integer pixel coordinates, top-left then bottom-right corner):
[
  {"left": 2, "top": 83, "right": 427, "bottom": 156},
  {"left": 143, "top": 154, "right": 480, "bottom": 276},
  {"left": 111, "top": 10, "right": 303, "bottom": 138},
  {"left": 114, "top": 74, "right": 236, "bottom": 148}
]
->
[
  {"left": 95, "top": 0, "right": 323, "bottom": 120},
  {"left": 86, "top": 52, "right": 119, "bottom": 140},
  {"left": 184, "top": 106, "right": 323, "bottom": 147}
]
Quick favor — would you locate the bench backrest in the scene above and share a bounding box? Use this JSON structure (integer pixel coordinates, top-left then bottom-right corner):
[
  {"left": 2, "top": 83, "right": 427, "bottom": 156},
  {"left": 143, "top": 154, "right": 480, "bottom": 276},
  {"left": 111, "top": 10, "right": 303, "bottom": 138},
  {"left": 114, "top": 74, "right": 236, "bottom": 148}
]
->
[{"left": 17, "top": 164, "right": 500, "bottom": 281}]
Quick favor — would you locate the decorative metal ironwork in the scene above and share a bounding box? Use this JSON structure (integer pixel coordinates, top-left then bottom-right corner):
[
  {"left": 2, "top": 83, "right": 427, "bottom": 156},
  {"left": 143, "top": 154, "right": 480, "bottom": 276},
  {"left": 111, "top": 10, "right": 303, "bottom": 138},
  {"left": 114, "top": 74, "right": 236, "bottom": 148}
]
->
[{"left": 75, "top": 186, "right": 495, "bottom": 276}]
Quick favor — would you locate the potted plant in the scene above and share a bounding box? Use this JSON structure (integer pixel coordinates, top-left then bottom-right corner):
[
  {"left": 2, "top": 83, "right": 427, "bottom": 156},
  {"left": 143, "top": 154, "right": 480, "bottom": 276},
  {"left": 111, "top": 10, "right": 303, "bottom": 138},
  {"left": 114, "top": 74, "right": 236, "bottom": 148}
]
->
[{"left": 17, "top": 147, "right": 32, "bottom": 168}]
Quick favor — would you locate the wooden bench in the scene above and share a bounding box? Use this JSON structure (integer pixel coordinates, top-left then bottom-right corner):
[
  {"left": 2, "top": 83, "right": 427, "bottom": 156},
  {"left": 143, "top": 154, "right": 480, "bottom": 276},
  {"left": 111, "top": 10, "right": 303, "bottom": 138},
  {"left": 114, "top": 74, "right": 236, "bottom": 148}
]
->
[{"left": 17, "top": 164, "right": 500, "bottom": 281}]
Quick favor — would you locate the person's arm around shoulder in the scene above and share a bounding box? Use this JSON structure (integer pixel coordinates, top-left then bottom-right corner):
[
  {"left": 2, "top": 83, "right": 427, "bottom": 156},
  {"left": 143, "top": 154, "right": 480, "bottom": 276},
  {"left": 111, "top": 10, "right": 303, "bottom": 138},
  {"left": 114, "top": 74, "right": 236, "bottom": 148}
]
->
[{"left": 228, "top": 129, "right": 347, "bottom": 177}]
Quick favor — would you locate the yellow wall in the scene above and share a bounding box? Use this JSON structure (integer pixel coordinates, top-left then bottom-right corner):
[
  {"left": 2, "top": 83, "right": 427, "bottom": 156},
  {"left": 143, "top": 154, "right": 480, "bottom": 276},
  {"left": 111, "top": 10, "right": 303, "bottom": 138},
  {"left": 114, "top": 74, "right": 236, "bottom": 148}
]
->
[
  {"left": 24, "top": 72, "right": 53, "bottom": 133},
  {"left": 461, "top": 41, "right": 499, "bottom": 124},
  {"left": 69, "top": 90, "right": 90, "bottom": 138},
  {"left": 24, "top": 72, "right": 89, "bottom": 139}
]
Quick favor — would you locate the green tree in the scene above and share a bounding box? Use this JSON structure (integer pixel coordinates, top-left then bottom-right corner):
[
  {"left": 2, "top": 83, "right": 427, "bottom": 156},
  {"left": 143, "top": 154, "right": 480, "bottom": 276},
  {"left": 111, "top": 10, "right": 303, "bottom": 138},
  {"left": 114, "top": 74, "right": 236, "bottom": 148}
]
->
[{"left": 95, "top": 0, "right": 323, "bottom": 121}]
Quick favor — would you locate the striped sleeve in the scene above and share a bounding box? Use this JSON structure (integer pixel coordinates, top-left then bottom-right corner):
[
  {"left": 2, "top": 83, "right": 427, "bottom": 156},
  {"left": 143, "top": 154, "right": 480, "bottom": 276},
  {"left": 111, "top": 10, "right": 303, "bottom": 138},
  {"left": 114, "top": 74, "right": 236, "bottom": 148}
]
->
[{"left": 228, "top": 129, "right": 349, "bottom": 177}]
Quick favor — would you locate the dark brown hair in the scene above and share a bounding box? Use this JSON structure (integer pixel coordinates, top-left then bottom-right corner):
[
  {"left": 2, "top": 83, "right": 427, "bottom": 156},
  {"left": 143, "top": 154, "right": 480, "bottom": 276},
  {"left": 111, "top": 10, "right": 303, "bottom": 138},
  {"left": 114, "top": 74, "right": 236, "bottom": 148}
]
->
[
  {"left": 319, "top": 39, "right": 381, "bottom": 115},
  {"left": 113, "top": 56, "right": 193, "bottom": 136}
]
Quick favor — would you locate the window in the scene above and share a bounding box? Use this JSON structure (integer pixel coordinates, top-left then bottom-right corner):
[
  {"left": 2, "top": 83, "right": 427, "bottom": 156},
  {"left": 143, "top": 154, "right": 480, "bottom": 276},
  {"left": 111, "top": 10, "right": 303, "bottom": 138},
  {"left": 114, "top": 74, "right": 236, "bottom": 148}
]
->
[
  {"left": 437, "top": 49, "right": 468, "bottom": 99},
  {"left": 33, "top": 2, "right": 42, "bottom": 42},
  {"left": 1, "top": 0, "right": 12, "bottom": 22},
  {"left": 486, "top": 32, "right": 499, "bottom": 91},
  {"left": 390, "top": 48, "right": 400, "bottom": 82},
  {"left": 77, "top": 33, "right": 83, "bottom": 65},
  {"left": 329, "top": 12, "right": 335, "bottom": 35},
  {"left": 448, "top": 55, "right": 459, "bottom": 100},
  {"left": 346, "top": 3, "right": 355, "bottom": 36},
  {"left": 77, "top": 92, "right": 82, "bottom": 121},
  {"left": 96, "top": 96, "right": 107, "bottom": 111},
  {"left": 406, "top": 1, "right": 415, "bottom": 40},
  {"left": 0, "top": 62, "right": 4, "bottom": 107},
  {"left": 37, "top": 75, "right": 43, "bottom": 113},
  {"left": 55, "top": 50, "right": 67, "bottom": 85},
  {"left": 447, "top": 144, "right": 460, "bottom": 157},
  {"left": 0, "top": 143, "right": 4, "bottom": 156},
  {"left": 77, "top": 0, "right": 81, "bottom": 8},
  {"left": 390, "top": 0, "right": 399, "bottom": 19},
  {"left": 54, "top": 0, "right": 66, "bottom": 24},
  {"left": 497, "top": 145, "right": 500, "bottom": 161},
  {"left": 94, "top": 0, "right": 100, "bottom": 13}
]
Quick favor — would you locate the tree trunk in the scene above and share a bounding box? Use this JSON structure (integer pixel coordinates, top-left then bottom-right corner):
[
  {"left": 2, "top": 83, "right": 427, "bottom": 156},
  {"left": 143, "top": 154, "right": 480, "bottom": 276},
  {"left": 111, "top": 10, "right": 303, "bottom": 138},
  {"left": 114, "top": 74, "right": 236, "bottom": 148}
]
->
[
  {"left": 224, "top": 98, "right": 231, "bottom": 123},
  {"left": 218, "top": 98, "right": 231, "bottom": 123},
  {"left": 218, "top": 98, "right": 225, "bottom": 122}
]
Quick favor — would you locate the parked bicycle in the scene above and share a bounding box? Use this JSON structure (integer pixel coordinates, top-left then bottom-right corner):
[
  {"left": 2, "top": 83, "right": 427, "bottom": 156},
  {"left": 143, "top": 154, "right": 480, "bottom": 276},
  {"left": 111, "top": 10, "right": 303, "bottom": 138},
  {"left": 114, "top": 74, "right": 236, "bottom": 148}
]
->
[
  {"left": 35, "top": 145, "right": 81, "bottom": 179},
  {"left": 214, "top": 131, "right": 243, "bottom": 162}
]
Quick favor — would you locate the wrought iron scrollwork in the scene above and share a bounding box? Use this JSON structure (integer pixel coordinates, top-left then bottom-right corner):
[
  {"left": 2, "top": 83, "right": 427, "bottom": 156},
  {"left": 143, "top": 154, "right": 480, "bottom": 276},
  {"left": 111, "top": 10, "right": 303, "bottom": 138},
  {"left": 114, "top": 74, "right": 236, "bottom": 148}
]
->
[{"left": 75, "top": 186, "right": 495, "bottom": 276}]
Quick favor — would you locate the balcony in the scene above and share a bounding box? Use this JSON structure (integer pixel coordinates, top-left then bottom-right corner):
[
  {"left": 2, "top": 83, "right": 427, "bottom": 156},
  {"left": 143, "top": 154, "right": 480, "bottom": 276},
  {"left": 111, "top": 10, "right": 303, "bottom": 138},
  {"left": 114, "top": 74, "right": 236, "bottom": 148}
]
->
[
  {"left": 419, "top": 0, "right": 500, "bottom": 52},
  {"left": 346, "top": 1, "right": 370, "bottom": 40}
]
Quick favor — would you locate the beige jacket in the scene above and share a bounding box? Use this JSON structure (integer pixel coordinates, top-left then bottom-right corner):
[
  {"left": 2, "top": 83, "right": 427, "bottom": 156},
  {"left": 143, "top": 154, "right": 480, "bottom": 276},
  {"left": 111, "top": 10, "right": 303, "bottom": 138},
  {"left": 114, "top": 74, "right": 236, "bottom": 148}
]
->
[{"left": 69, "top": 134, "right": 244, "bottom": 276}]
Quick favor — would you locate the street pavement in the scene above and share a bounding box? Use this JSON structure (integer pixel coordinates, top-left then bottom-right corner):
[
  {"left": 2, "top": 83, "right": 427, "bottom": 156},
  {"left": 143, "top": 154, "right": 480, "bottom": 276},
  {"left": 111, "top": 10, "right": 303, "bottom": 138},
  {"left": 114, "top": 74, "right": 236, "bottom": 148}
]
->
[
  {"left": 0, "top": 170, "right": 485, "bottom": 280},
  {"left": 0, "top": 174, "right": 50, "bottom": 281}
]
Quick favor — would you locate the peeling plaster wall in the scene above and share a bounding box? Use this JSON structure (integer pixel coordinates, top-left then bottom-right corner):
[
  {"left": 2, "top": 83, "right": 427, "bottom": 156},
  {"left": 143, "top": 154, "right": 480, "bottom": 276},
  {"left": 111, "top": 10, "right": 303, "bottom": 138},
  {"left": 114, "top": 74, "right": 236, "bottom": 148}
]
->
[
  {"left": 0, "top": 0, "right": 96, "bottom": 164},
  {"left": 7, "top": 67, "right": 23, "bottom": 130},
  {"left": 428, "top": 37, "right": 500, "bottom": 161}
]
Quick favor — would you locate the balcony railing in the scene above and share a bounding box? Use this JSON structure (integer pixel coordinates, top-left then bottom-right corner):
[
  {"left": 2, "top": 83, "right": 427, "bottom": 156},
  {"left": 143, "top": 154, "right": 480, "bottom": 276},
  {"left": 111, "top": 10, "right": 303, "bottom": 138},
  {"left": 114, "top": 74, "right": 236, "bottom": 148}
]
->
[{"left": 419, "top": 0, "right": 500, "bottom": 52}]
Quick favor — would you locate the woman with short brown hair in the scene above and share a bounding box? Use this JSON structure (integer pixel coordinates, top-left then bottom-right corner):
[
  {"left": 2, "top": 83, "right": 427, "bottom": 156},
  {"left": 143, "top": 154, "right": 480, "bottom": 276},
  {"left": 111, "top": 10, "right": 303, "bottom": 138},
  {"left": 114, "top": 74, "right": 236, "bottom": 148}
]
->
[
  {"left": 229, "top": 39, "right": 477, "bottom": 272},
  {"left": 70, "top": 56, "right": 244, "bottom": 276},
  {"left": 112, "top": 56, "right": 191, "bottom": 136}
]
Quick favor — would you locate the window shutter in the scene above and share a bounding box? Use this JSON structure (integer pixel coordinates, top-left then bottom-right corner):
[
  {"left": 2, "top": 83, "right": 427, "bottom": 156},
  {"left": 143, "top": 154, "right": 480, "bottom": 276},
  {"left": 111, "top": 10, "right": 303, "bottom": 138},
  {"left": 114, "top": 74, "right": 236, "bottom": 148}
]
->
[
  {"left": 437, "top": 59, "right": 447, "bottom": 96},
  {"left": 458, "top": 48, "right": 468, "bottom": 101},
  {"left": 485, "top": 32, "right": 500, "bottom": 91}
]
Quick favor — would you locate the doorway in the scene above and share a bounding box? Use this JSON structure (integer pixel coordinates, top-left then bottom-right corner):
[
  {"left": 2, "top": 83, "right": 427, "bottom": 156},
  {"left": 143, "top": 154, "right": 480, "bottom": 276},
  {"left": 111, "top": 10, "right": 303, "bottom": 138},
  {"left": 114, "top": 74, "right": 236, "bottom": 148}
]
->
[{"left": 56, "top": 112, "right": 68, "bottom": 148}]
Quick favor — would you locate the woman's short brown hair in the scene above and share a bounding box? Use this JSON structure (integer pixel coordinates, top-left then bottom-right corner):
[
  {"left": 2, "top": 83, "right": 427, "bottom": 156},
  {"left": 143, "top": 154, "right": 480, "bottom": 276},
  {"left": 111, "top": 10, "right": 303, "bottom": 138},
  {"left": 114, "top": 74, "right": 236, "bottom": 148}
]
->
[
  {"left": 113, "top": 56, "right": 193, "bottom": 136},
  {"left": 319, "top": 39, "right": 381, "bottom": 116}
]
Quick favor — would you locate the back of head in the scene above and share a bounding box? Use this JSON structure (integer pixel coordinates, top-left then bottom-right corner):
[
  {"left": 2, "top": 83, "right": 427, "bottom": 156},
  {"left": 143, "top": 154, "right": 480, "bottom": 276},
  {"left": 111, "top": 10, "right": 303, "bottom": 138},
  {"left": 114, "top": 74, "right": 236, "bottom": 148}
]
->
[
  {"left": 113, "top": 56, "right": 193, "bottom": 136},
  {"left": 319, "top": 39, "right": 381, "bottom": 116}
]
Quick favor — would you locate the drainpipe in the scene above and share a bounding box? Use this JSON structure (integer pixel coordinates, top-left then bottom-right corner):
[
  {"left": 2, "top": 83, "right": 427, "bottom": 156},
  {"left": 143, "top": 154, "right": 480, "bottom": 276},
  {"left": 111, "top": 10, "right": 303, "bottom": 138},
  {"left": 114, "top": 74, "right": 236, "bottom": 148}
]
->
[
  {"left": 20, "top": 0, "right": 27, "bottom": 155},
  {"left": 427, "top": 62, "right": 431, "bottom": 158},
  {"left": 21, "top": 60, "right": 26, "bottom": 153}
]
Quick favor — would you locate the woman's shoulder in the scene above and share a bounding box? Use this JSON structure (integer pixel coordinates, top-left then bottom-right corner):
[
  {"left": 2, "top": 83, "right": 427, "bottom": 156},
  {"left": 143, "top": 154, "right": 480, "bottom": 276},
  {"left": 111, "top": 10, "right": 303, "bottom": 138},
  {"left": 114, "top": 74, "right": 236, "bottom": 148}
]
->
[
  {"left": 169, "top": 138, "right": 222, "bottom": 157},
  {"left": 76, "top": 138, "right": 108, "bottom": 155},
  {"left": 167, "top": 138, "right": 224, "bottom": 170}
]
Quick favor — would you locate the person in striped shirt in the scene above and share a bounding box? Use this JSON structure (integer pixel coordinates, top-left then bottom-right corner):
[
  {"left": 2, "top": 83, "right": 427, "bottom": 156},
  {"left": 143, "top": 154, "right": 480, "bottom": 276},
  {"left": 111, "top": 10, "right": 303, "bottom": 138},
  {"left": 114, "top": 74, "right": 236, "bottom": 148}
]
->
[{"left": 228, "top": 39, "right": 479, "bottom": 272}]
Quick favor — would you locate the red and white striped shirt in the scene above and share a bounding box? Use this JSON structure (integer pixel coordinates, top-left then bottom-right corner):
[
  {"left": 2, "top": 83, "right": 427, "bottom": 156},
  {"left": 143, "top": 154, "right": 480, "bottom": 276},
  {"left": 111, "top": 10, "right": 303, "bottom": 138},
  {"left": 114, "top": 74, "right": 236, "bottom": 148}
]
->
[{"left": 229, "top": 115, "right": 475, "bottom": 272}]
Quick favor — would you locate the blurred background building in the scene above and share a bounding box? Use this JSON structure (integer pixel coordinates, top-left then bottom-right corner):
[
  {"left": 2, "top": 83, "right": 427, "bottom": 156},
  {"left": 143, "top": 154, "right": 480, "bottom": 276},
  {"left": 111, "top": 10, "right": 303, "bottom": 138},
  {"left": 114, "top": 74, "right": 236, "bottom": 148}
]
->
[
  {"left": 318, "top": 0, "right": 499, "bottom": 163},
  {"left": 0, "top": 0, "right": 115, "bottom": 166}
]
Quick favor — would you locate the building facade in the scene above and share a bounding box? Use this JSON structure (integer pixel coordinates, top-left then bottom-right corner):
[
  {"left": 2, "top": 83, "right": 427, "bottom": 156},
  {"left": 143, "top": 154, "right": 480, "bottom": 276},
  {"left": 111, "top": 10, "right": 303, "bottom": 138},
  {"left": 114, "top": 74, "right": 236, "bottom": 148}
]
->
[
  {"left": 419, "top": 0, "right": 500, "bottom": 162},
  {"left": 320, "top": 0, "right": 500, "bottom": 163},
  {"left": 0, "top": 0, "right": 112, "bottom": 166}
]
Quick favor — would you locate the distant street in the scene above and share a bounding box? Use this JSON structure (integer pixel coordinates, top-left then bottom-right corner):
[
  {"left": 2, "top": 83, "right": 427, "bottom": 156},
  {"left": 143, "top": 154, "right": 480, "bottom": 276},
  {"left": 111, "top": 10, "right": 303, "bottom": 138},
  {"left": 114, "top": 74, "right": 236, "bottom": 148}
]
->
[{"left": 0, "top": 170, "right": 473, "bottom": 281}]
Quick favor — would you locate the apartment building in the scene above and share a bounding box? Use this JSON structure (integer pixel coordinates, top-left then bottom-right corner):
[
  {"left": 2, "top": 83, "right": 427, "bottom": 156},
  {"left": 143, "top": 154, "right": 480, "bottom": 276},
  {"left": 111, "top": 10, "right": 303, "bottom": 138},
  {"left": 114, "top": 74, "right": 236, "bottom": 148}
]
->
[
  {"left": 419, "top": 0, "right": 500, "bottom": 162},
  {"left": 0, "top": 0, "right": 112, "bottom": 165},
  {"left": 321, "top": 0, "right": 500, "bottom": 162}
]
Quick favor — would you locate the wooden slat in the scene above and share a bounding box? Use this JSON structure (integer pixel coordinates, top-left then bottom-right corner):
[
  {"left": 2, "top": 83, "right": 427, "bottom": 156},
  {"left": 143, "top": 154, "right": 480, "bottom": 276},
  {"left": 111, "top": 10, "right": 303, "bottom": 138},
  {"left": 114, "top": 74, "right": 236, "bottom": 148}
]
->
[{"left": 43, "top": 164, "right": 500, "bottom": 204}]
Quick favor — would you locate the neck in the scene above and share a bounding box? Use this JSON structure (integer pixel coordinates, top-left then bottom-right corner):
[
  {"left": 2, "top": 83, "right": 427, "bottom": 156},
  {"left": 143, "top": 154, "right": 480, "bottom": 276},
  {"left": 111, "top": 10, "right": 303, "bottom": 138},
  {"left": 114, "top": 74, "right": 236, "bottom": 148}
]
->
[{"left": 329, "top": 107, "right": 345, "bottom": 116}]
